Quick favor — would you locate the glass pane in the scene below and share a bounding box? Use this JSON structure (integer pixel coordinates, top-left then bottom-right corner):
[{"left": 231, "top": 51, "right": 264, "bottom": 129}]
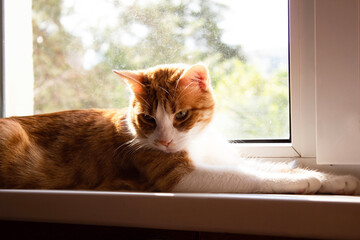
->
[{"left": 32, "top": 0, "right": 289, "bottom": 140}]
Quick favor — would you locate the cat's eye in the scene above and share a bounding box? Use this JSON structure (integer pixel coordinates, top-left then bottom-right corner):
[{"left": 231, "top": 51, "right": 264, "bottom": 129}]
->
[
  {"left": 175, "top": 110, "right": 189, "bottom": 120},
  {"left": 140, "top": 114, "right": 155, "bottom": 123}
]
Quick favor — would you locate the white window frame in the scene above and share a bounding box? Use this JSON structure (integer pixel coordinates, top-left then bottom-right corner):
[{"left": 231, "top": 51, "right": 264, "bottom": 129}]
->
[
  {"left": 231, "top": 0, "right": 317, "bottom": 159},
  {"left": 3, "top": 0, "right": 34, "bottom": 118},
  {"left": 289, "top": 0, "right": 317, "bottom": 158}
]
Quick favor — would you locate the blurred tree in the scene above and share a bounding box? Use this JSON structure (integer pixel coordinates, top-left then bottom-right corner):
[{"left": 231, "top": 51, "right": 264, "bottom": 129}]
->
[
  {"left": 192, "top": 0, "right": 245, "bottom": 61},
  {"left": 33, "top": 0, "right": 129, "bottom": 113},
  {"left": 96, "top": 0, "right": 245, "bottom": 69},
  {"left": 33, "top": 0, "right": 81, "bottom": 112},
  {"left": 212, "top": 58, "right": 289, "bottom": 139}
]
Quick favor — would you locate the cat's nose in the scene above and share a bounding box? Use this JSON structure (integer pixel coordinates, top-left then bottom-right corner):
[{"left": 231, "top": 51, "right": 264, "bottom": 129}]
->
[{"left": 157, "top": 139, "right": 173, "bottom": 147}]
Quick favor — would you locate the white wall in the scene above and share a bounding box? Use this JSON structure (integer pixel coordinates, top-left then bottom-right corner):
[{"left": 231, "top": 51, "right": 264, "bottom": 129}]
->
[{"left": 4, "top": 0, "right": 34, "bottom": 117}]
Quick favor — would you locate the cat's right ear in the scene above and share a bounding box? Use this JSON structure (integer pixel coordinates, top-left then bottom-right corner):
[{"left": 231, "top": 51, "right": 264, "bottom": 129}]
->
[{"left": 113, "top": 70, "right": 144, "bottom": 94}]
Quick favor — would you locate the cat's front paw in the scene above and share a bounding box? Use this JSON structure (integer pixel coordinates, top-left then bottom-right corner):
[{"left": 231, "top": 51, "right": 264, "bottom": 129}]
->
[
  {"left": 319, "top": 175, "right": 360, "bottom": 195},
  {"left": 272, "top": 175, "right": 321, "bottom": 194}
]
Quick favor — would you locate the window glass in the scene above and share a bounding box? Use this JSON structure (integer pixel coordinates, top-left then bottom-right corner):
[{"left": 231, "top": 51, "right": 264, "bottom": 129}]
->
[{"left": 32, "top": 0, "right": 289, "bottom": 140}]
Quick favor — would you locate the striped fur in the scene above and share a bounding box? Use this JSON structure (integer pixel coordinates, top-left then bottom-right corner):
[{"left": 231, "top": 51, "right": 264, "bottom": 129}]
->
[{"left": 0, "top": 64, "right": 212, "bottom": 191}]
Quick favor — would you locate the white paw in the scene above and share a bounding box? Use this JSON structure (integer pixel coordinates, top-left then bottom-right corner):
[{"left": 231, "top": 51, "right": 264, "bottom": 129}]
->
[
  {"left": 319, "top": 175, "right": 360, "bottom": 195},
  {"left": 272, "top": 175, "right": 321, "bottom": 194}
]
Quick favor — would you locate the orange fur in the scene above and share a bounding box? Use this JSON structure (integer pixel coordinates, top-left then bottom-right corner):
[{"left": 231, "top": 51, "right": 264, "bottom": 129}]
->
[{"left": 0, "top": 64, "right": 214, "bottom": 191}]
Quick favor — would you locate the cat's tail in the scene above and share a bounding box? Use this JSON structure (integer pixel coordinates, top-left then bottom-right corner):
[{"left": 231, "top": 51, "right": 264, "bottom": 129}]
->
[
  {"left": 0, "top": 118, "right": 35, "bottom": 187},
  {"left": 0, "top": 118, "right": 31, "bottom": 161}
]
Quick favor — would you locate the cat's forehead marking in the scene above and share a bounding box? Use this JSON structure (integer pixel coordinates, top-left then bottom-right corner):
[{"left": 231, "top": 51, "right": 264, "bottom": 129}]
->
[
  {"left": 141, "top": 65, "right": 191, "bottom": 116},
  {"left": 155, "top": 104, "right": 174, "bottom": 141},
  {"left": 155, "top": 104, "right": 173, "bottom": 125}
]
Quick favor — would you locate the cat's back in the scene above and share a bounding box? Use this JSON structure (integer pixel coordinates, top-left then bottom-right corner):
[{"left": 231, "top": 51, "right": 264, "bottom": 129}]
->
[
  {"left": 1, "top": 108, "right": 130, "bottom": 151},
  {"left": 1, "top": 109, "right": 125, "bottom": 144},
  {"left": 0, "top": 109, "right": 131, "bottom": 189}
]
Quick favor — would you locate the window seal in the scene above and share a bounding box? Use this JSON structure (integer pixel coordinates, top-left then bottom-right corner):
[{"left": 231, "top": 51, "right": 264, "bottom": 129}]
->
[
  {"left": 231, "top": 0, "right": 291, "bottom": 144},
  {"left": 230, "top": 139, "right": 291, "bottom": 144}
]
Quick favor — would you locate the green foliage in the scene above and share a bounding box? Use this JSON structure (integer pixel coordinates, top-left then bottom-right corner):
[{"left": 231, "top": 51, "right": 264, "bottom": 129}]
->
[
  {"left": 211, "top": 59, "right": 289, "bottom": 139},
  {"left": 32, "top": 0, "right": 289, "bottom": 140},
  {"left": 32, "top": 0, "right": 129, "bottom": 112}
]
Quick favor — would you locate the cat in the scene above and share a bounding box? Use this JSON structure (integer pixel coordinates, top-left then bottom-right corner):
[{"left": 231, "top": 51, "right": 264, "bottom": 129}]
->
[{"left": 0, "top": 63, "right": 359, "bottom": 194}]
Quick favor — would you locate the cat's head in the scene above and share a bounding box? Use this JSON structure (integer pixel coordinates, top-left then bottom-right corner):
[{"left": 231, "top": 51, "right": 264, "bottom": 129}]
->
[{"left": 114, "top": 63, "right": 215, "bottom": 153}]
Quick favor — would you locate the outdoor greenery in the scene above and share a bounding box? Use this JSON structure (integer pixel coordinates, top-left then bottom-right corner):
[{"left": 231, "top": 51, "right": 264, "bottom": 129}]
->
[{"left": 32, "top": 0, "right": 289, "bottom": 139}]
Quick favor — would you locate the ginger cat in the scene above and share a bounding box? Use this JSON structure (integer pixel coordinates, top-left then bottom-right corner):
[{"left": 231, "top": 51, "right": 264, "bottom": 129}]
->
[{"left": 0, "top": 63, "right": 359, "bottom": 194}]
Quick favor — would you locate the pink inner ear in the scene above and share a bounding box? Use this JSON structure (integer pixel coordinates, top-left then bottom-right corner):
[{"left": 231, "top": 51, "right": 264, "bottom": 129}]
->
[
  {"left": 191, "top": 70, "right": 208, "bottom": 90},
  {"left": 180, "top": 64, "right": 209, "bottom": 91}
]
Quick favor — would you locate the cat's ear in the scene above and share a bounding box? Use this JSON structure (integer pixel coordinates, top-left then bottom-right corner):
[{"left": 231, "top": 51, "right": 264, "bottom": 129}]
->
[
  {"left": 113, "top": 70, "right": 144, "bottom": 94},
  {"left": 178, "top": 63, "right": 210, "bottom": 91}
]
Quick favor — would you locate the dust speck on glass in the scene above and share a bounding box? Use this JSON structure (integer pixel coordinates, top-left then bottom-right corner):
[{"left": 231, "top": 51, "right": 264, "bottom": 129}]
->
[{"left": 32, "top": 0, "right": 289, "bottom": 141}]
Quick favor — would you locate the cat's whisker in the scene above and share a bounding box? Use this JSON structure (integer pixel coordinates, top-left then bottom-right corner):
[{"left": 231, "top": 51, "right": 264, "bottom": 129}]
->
[
  {"left": 113, "top": 138, "right": 137, "bottom": 157},
  {"left": 158, "top": 86, "right": 170, "bottom": 96},
  {"left": 173, "top": 83, "right": 179, "bottom": 100},
  {"left": 177, "top": 87, "right": 197, "bottom": 100},
  {"left": 174, "top": 80, "right": 180, "bottom": 96},
  {"left": 176, "top": 82, "right": 195, "bottom": 100},
  {"left": 136, "top": 95, "right": 151, "bottom": 108}
]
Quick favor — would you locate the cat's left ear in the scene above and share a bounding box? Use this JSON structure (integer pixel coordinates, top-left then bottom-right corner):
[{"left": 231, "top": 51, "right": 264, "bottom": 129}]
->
[
  {"left": 178, "top": 63, "right": 210, "bottom": 91},
  {"left": 113, "top": 70, "right": 144, "bottom": 94}
]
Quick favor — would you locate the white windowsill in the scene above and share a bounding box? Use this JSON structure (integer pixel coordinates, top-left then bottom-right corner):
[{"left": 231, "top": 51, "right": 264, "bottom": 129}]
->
[
  {"left": 234, "top": 143, "right": 299, "bottom": 158},
  {"left": 1, "top": 189, "right": 360, "bottom": 239}
]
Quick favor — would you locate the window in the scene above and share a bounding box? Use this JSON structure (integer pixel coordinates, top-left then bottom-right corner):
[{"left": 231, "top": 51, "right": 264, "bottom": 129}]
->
[
  {"left": 4, "top": 0, "right": 290, "bottom": 142},
  {"left": 3, "top": 0, "right": 360, "bottom": 164}
]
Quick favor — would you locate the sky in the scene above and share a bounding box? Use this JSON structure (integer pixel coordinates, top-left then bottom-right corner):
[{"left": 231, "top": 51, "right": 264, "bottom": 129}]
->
[
  {"left": 218, "top": 0, "right": 288, "bottom": 52},
  {"left": 61, "top": 0, "right": 288, "bottom": 69}
]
